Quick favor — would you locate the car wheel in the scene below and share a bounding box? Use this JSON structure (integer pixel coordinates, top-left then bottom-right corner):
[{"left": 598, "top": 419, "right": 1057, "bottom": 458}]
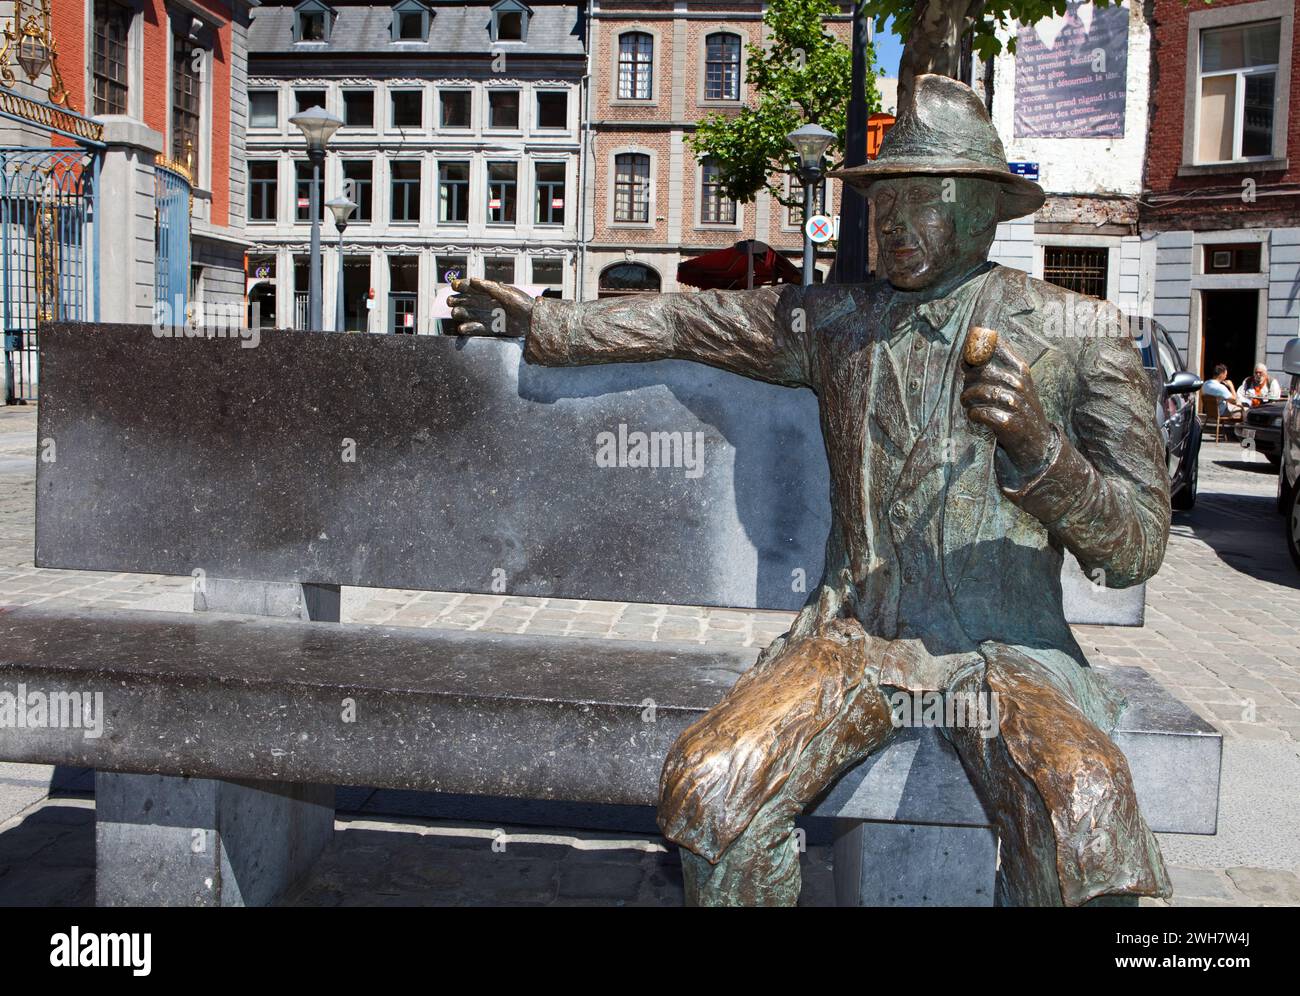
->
[
  {"left": 1289, "top": 482, "right": 1300, "bottom": 572},
  {"left": 1171, "top": 437, "right": 1199, "bottom": 511}
]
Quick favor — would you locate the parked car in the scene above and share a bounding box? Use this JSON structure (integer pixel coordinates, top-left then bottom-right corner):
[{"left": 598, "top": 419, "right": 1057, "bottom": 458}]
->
[
  {"left": 1132, "top": 318, "right": 1204, "bottom": 510},
  {"left": 1277, "top": 338, "right": 1300, "bottom": 570},
  {"left": 1236, "top": 400, "right": 1284, "bottom": 467}
]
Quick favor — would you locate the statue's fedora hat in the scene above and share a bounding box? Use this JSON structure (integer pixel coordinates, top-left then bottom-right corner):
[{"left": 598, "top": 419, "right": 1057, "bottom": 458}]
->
[{"left": 829, "top": 74, "right": 1044, "bottom": 223}]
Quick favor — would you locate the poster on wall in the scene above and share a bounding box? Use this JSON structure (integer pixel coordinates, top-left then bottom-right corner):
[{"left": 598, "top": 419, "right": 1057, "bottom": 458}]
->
[{"left": 1014, "top": 1, "right": 1129, "bottom": 138}]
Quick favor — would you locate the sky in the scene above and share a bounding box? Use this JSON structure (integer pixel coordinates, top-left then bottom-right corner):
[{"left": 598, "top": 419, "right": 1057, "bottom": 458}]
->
[{"left": 873, "top": 16, "right": 904, "bottom": 80}]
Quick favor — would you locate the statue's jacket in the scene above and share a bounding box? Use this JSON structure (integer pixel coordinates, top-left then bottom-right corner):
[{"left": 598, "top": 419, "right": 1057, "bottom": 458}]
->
[{"left": 528, "top": 264, "right": 1171, "bottom": 732}]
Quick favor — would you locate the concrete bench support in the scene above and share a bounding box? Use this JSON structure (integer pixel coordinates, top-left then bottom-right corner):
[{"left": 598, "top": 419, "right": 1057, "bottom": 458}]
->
[
  {"left": 94, "top": 579, "right": 341, "bottom": 907},
  {"left": 95, "top": 772, "right": 334, "bottom": 907},
  {"left": 833, "top": 820, "right": 998, "bottom": 907}
]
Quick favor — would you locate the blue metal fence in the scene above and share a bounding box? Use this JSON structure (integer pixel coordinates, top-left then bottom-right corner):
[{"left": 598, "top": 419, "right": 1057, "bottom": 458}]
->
[
  {"left": 154, "top": 164, "right": 190, "bottom": 327},
  {"left": 1, "top": 148, "right": 98, "bottom": 403}
]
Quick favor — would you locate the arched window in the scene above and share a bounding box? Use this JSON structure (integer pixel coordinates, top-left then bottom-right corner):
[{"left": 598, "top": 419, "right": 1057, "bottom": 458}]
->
[
  {"left": 598, "top": 262, "right": 661, "bottom": 297},
  {"left": 613, "top": 153, "right": 651, "bottom": 223},
  {"left": 704, "top": 32, "right": 742, "bottom": 100},
  {"left": 618, "top": 31, "right": 654, "bottom": 100}
]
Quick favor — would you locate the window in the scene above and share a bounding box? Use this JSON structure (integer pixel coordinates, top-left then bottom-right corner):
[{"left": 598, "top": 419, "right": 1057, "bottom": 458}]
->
[
  {"left": 704, "top": 32, "right": 742, "bottom": 101},
  {"left": 171, "top": 33, "right": 202, "bottom": 170},
  {"left": 390, "top": 161, "right": 422, "bottom": 222},
  {"left": 295, "top": 162, "right": 323, "bottom": 222},
  {"left": 488, "top": 90, "right": 520, "bottom": 129},
  {"left": 93, "top": 1, "right": 131, "bottom": 116},
  {"left": 1042, "top": 246, "right": 1108, "bottom": 299},
  {"left": 492, "top": 1, "right": 529, "bottom": 42},
  {"left": 618, "top": 32, "right": 653, "bottom": 100},
  {"left": 532, "top": 257, "right": 563, "bottom": 288},
  {"left": 250, "top": 90, "right": 280, "bottom": 129},
  {"left": 1204, "top": 243, "right": 1262, "bottom": 273},
  {"left": 487, "top": 162, "right": 518, "bottom": 223},
  {"left": 300, "top": 12, "right": 326, "bottom": 41},
  {"left": 342, "top": 160, "right": 373, "bottom": 222},
  {"left": 438, "top": 161, "right": 470, "bottom": 223},
  {"left": 1196, "top": 21, "right": 1281, "bottom": 162},
  {"left": 598, "top": 262, "right": 660, "bottom": 297},
  {"left": 613, "top": 153, "right": 650, "bottom": 223},
  {"left": 294, "top": 1, "right": 332, "bottom": 43},
  {"left": 535, "top": 163, "right": 566, "bottom": 225},
  {"left": 536, "top": 91, "right": 567, "bottom": 129},
  {"left": 699, "top": 157, "right": 736, "bottom": 224},
  {"left": 391, "top": 90, "right": 423, "bottom": 128},
  {"left": 389, "top": 255, "right": 419, "bottom": 334},
  {"left": 249, "top": 162, "right": 278, "bottom": 223},
  {"left": 485, "top": 257, "right": 515, "bottom": 283},
  {"left": 295, "top": 89, "right": 326, "bottom": 113},
  {"left": 343, "top": 90, "right": 374, "bottom": 128},
  {"left": 787, "top": 173, "right": 825, "bottom": 226},
  {"left": 440, "top": 89, "right": 471, "bottom": 128},
  {"left": 436, "top": 255, "right": 467, "bottom": 285},
  {"left": 400, "top": 13, "right": 423, "bottom": 39},
  {"left": 392, "top": 1, "right": 430, "bottom": 42}
]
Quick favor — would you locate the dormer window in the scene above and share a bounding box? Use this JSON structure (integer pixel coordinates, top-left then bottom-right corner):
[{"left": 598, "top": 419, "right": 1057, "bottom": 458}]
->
[
  {"left": 293, "top": 1, "right": 335, "bottom": 44},
  {"left": 392, "top": 0, "right": 432, "bottom": 43},
  {"left": 490, "top": 0, "right": 530, "bottom": 43}
]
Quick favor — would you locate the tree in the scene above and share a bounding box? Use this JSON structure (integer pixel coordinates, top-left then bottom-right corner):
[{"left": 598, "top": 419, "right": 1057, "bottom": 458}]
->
[
  {"left": 858, "top": 0, "right": 1129, "bottom": 115},
  {"left": 690, "top": 0, "right": 877, "bottom": 210}
]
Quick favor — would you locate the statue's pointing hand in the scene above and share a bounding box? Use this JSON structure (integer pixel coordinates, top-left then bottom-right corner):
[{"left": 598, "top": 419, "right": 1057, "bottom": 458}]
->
[
  {"left": 447, "top": 277, "right": 533, "bottom": 338},
  {"left": 960, "top": 329, "right": 1057, "bottom": 477}
]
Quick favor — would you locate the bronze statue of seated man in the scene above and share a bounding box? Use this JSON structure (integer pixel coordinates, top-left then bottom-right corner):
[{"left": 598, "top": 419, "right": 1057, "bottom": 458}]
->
[{"left": 449, "top": 74, "right": 1171, "bottom": 907}]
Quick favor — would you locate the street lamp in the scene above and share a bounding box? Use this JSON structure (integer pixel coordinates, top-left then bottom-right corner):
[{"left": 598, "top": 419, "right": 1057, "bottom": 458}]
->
[
  {"left": 787, "top": 123, "right": 835, "bottom": 287},
  {"left": 326, "top": 196, "right": 357, "bottom": 332},
  {"left": 289, "top": 105, "right": 344, "bottom": 330}
]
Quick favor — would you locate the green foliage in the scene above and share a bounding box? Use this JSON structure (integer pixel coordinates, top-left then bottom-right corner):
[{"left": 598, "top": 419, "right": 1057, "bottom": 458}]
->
[
  {"left": 689, "top": 0, "right": 878, "bottom": 209},
  {"left": 856, "top": 0, "right": 1128, "bottom": 62}
]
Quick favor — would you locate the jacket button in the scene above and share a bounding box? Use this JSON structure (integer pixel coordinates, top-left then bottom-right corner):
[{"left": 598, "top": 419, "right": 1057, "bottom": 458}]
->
[{"left": 892, "top": 501, "right": 906, "bottom": 520}]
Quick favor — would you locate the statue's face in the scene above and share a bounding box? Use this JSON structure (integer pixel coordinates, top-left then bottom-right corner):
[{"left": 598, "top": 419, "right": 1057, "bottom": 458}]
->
[{"left": 870, "top": 176, "right": 993, "bottom": 291}]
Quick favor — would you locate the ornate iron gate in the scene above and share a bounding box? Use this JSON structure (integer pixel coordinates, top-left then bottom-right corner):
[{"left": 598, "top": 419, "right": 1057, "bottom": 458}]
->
[
  {"left": 1, "top": 147, "right": 98, "bottom": 403},
  {"left": 154, "top": 162, "right": 190, "bottom": 324}
]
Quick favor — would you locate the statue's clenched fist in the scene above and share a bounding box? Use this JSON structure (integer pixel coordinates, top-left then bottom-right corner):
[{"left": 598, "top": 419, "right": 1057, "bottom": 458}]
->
[
  {"left": 960, "top": 335, "right": 1057, "bottom": 477},
  {"left": 447, "top": 277, "right": 533, "bottom": 338}
]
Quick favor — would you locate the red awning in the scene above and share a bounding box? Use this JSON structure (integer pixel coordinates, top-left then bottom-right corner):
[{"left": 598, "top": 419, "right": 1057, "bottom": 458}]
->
[{"left": 677, "top": 240, "right": 802, "bottom": 290}]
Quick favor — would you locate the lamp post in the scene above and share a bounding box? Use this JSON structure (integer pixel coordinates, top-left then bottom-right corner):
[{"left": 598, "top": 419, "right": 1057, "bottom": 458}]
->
[
  {"left": 289, "top": 106, "right": 343, "bottom": 330},
  {"left": 326, "top": 196, "right": 357, "bottom": 332},
  {"left": 787, "top": 123, "right": 836, "bottom": 287}
]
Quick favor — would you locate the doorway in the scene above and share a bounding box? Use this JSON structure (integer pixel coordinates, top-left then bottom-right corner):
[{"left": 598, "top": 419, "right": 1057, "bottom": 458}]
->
[{"left": 1200, "top": 289, "right": 1258, "bottom": 385}]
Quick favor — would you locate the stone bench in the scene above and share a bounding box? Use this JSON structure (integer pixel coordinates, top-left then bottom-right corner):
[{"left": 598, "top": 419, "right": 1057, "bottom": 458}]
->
[{"left": 0, "top": 322, "right": 1222, "bottom": 906}]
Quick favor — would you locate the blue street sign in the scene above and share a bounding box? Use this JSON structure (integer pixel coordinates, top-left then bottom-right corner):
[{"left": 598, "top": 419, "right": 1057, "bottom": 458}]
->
[{"left": 1008, "top": 161, "right": 1040, "bottom": 181}]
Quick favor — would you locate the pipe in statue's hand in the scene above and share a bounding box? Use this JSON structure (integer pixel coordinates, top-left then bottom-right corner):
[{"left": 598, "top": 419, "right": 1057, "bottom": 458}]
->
[{"left": 447, "top": 277, "right": 533, "bottom": 338}]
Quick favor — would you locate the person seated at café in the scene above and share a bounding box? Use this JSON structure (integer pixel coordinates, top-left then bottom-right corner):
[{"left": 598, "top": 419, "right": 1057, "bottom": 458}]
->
[
  {"left": 1202, "top": 364, "right": 1242, "bottom": 415},
  {"left": 1236, "top": 363, "right": 1282, "bottom": 405}
]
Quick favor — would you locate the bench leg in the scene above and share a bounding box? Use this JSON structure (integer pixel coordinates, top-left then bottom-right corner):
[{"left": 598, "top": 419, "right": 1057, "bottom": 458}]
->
[
  {"left": 194, "top": 578, "right": 341, "bottom": 621},
  {"left": 832, "top": 819, "right": 997, "bottom": 907},
  {"left": 95, "top": 772, "right": 333, "bottom": 907}
]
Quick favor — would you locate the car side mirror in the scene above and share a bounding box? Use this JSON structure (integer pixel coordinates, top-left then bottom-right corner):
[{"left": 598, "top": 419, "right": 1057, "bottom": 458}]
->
[
  {"left": 1283, "top": 337, "right": 1300, "bottom": 377},
  {"left": 1166, "top": 371, "right": 1202, "bottom": 395}
]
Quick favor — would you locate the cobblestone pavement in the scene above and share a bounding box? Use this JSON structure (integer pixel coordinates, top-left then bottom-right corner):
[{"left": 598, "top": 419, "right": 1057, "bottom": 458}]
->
[{"left": 2, "top": 404, "right": 1298, "bottom": 906}]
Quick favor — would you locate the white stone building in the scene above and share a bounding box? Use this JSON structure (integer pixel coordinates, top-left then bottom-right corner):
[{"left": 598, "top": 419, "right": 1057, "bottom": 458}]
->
[{"left": 244, "top": 0, "right": 585, "bottom": 333}]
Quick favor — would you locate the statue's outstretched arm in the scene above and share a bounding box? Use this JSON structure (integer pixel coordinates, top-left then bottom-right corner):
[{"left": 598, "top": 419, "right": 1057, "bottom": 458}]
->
[{"left": 450, "top": 277, "right": 813, "bottom": 389}]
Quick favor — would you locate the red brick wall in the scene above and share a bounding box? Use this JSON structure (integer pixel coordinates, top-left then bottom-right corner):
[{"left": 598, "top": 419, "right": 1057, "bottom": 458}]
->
[
  {"left": 45, "top": 1, "right": 235, "bottom": 226},
  {"left": 593, "top": 2, "right": 847, "bottom": 257},
  {"left": 1146, "top": 0, "right": 1298, "bottom": 194}
]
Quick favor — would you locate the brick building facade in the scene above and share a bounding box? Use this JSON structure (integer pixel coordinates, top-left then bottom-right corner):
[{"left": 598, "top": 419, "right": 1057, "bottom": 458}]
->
[
  {"left": 582, "top": 1, "right": 849, "bottom": 296},
  {"left": 1142, "top": 0, "right": 1299, "bottom": 378}
]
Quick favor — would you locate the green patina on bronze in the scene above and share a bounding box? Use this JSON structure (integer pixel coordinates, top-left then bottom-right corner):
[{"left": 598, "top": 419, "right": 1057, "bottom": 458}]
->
[{"left": 448, "top": 75, "right": 1172, "bottom": 907}]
